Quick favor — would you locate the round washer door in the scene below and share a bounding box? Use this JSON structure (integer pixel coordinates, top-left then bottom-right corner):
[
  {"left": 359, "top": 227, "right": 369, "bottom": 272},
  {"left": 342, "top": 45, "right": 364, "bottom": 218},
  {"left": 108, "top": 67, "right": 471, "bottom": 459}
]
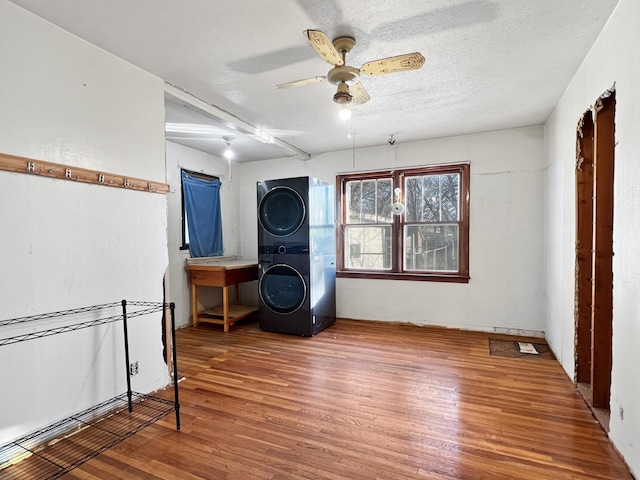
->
[
  {"left": 259, "top": 264, "right": 306, "bottom": 314},
  {"left": 258, "top": 186, "right": 305, "bottom": 236}
]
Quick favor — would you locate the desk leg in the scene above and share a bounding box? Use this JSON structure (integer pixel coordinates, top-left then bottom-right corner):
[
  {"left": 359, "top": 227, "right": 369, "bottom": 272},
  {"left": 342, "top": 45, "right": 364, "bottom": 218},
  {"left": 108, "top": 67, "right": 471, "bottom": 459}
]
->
[
  {"left": 223, "top": 285, "right": 230, "bottom": 333},
  {"left": 191, "top": 284, "right": 199, "bottom": 327}
]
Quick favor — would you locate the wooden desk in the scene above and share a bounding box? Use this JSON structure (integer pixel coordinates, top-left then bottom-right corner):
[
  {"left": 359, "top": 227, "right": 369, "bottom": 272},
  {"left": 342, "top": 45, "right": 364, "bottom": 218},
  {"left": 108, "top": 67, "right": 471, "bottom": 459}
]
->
[{"left": 186, "top": 260, "right": 259, "bottom": 332}]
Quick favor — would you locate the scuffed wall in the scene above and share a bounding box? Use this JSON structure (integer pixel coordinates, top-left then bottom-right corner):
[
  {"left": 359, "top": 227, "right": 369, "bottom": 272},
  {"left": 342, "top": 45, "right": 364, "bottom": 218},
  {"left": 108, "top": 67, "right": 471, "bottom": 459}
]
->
[
  {"left": 0, "top": 1, "right": 169, "bottom": 444},
  {"left": 544, "top": 0, "right": 640, "bottom": 474}
]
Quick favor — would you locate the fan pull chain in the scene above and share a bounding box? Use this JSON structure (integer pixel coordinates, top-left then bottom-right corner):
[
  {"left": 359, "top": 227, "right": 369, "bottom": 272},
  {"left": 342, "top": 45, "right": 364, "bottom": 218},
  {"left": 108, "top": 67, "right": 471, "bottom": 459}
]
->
[
  {"left": 351, "top": 107, "right": 357, "bottom": 169},
  {"left": 389, "top": 135, "right": 398, "bottom": 168}
]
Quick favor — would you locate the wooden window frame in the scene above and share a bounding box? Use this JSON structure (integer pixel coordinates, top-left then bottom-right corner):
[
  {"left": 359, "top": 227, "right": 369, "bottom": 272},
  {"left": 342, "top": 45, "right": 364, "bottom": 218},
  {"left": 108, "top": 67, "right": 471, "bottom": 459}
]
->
[{"left": 336, "top": 164, "right": 470, "bottom": 283}]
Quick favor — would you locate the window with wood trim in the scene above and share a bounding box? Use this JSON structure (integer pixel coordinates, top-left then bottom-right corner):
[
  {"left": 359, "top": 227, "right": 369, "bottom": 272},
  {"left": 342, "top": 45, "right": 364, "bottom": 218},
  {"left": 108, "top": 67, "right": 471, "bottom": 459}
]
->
[
  {"left": 337, "top": 164, "right": 470, "bottom": 282},
  {"left": 180, "top": 168, "right": 220, "bottom": 250}
]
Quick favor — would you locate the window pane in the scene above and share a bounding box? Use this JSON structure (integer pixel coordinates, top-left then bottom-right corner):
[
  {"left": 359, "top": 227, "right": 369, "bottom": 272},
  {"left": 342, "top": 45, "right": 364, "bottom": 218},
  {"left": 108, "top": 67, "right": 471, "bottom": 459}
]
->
[
  {"left": 421, "top": 176, "right": 440, "bottom": 222},
  {"left": 405, "top": 173, "right": 460, "bottom": 222},
  {"left": 184, "top": 210, "right": 190, "bottom": 244},
  {"left": 344, "top": 225, "right": 392, "bottom": 270},
  {"left": 440, "top": 174, "right": 459, "bottom": 221},
  {"left": 376, "top": 179, "right": 393, "bottom": 223},
  {"left": 404, "top": 225, "right": 459, "bottom": 272},
  {"left": 346, "top": 181, "right": 362, "bottom": 223},
  {"left": 361, "top": 180, "right": 378, "bottom": 223},
  {"left": 404, "top": 176, "right": 421, "bottom": 222},
  {"left": 346, "top": 178, "right": 393, "bottom": 224}
]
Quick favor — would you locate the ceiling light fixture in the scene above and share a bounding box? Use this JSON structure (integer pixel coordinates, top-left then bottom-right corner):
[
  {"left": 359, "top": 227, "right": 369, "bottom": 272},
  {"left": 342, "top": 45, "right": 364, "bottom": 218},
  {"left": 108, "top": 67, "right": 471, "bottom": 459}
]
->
[
  {"left": 333, "top": 82, "right": 353, "bottom": 121},
  {"left": 338, "top": 103, "right": 352, "bottom": 122},
  {"left": 165, "top": 84, "right": 310, "bottom": 160},
  {"left": 333, "top": 81, "right": 353, "bottom": 104},
  {"left": 223, "top": 137, "right": 234, "bottom": 160},
  {"left": 165, "top": 123, "right": 223, "bottom": 135}
]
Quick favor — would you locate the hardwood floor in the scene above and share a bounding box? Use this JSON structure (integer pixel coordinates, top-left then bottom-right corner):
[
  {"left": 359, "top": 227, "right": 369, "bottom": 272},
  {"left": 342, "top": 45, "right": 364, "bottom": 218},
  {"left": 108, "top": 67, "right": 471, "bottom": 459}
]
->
[{"left": 64, "top": 319, "right": 632, "bottom": 480}]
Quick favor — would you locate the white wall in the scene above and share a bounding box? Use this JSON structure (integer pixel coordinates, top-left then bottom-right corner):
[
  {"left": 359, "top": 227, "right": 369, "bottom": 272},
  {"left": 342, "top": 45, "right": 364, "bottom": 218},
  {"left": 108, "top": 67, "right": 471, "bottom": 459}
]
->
[
  {"left": 544, "top": 0, "right": 639, "bottom": 475},
  {"left": 0, "top": 1, "right": 169, "bottom": 444},
  {"left": 237, "top": 126, "right": 546, "bottom": 335},
  {"left": 165, "top": 140, "right": 240, "bottom": 328}
]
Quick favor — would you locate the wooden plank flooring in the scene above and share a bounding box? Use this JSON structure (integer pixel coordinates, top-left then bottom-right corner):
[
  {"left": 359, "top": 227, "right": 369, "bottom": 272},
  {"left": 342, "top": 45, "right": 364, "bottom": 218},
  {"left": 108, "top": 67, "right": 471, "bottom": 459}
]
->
[{"left": 63, "top": 319, "right": 632, "bottom": 480}]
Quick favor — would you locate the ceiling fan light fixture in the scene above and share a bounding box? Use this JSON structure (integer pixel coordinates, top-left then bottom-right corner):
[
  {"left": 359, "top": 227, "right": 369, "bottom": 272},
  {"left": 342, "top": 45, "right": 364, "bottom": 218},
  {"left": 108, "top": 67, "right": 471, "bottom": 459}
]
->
[
  {"left": 333, "top": 81, "right": 353, "bottom": 104},
  {"left": 338, "top": 103, "right": 352, "bottom": 121},
  {"left": 333, "top": 91, "right": 353, "bottom": 104},
  {"left": 277, "top": 29, "right": 423, "bottom": 110},
  {"left": 223, "top": 136, "right": 234, "bottom": 160}
]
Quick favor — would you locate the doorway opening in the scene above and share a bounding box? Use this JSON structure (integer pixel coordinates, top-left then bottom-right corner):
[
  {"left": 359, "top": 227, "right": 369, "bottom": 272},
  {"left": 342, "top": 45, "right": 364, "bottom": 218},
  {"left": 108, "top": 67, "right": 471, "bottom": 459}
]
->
[{"left": 574, "top": 89, "right": 615, "bottom": 432}]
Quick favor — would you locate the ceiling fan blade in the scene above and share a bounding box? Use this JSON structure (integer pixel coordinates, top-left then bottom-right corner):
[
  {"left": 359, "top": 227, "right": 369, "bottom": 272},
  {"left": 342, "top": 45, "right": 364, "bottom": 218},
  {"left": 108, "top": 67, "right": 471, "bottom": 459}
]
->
[
  {"left": 360, "top": 52, "right": 425, "bottom": 76},
  {"left": 305, "top": 29, "right": 344, "bottom": 66},
  {"left": 351, "top": 82, "right": 371, "bottom": 105},
  {"left": 276, "top": 76, "right": 327, "bottom": 89}
]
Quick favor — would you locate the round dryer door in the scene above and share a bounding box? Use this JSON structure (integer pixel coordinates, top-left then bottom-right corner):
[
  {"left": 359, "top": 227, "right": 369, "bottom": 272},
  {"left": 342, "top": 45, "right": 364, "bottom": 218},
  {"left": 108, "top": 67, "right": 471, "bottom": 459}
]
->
[
  {"left": 259, "top": 264, "right": 306, "bottom": 314},
  {"left": 259, "top": 186, "right": 305, "bottom": 236}
]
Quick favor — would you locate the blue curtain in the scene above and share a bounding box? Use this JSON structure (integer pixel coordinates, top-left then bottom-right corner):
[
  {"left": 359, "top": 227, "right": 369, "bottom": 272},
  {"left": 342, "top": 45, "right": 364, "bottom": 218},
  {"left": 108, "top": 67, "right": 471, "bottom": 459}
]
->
[{"left": 181, "top": 170, "right": 223, "bottom": 257}]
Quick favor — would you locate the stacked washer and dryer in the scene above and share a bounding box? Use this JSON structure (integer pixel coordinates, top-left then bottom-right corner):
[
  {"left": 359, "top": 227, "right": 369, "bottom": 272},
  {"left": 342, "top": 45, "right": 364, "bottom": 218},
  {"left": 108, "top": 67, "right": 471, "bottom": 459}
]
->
[{"left": 256, "top": 176, "right": 336, "bottom": 336}]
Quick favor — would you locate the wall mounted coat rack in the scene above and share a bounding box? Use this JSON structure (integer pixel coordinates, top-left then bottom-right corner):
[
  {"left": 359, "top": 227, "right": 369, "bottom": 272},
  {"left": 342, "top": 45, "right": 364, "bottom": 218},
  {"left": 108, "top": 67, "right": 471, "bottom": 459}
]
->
[{"left": 0, "top": 152, "right": 170, "bottom": 194}]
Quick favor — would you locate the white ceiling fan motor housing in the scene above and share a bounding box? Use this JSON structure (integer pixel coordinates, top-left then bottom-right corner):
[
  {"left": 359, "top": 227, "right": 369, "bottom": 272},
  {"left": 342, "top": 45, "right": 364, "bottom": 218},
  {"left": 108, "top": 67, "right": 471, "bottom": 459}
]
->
[
  {"left": 327, "top": 65, "right": 360, "bottom": 85},
  {"left": 328, "top": 36, "right": 360, "bottom": 86}
]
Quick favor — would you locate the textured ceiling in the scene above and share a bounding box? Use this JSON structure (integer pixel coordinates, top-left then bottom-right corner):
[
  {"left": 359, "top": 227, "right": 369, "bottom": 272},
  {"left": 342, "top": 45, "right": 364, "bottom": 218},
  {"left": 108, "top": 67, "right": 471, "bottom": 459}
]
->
[{"left": 9, "top": 0, "right": 619, "bottom": 162}]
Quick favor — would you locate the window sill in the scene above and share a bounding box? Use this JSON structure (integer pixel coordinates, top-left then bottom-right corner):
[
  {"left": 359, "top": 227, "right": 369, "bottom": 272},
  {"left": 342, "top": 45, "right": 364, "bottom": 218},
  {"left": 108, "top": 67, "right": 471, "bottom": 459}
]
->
[{"left": 336, "top": 270, "right": 470, "bottom": 283}]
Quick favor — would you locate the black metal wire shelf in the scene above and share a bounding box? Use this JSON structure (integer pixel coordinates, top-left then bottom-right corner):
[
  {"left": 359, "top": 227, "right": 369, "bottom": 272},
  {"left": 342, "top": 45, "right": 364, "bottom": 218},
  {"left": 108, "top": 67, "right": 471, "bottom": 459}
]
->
[
  {"left": 0, "top": 300, "right": 181, "bottom": 479},
  {"left": 0, "top": 301, "right": 167, "bottom": 347},
  {"left": 0, "top": 302, "right": 122, "bottom": 328},
  {"left": 0, "top": 393, "right": 174, "bottom": 480}
]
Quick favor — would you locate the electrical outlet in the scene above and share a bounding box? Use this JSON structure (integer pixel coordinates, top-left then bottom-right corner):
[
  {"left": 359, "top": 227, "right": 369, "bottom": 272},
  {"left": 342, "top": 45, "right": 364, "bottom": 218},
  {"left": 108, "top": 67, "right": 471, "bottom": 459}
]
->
[{"left": 129, "top": 361, "right": 139, "bottom": 376}]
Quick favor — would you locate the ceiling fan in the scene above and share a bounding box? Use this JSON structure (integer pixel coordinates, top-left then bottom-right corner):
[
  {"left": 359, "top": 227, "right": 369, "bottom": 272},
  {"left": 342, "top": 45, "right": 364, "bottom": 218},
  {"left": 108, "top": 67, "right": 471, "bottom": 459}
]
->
[{"left": 277, "top": 30, "right": 426, "bottom": 105}]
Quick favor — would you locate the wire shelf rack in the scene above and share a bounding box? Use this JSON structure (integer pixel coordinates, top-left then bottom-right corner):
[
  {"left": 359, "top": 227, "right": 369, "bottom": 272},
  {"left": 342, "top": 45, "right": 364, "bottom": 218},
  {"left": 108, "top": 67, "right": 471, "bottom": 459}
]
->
[
  {"left": 0, "top": 393, "right": 174, "bottom": 480},
  {"left": 0, "top": 300, "right": 180, "bottom": 480}
]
